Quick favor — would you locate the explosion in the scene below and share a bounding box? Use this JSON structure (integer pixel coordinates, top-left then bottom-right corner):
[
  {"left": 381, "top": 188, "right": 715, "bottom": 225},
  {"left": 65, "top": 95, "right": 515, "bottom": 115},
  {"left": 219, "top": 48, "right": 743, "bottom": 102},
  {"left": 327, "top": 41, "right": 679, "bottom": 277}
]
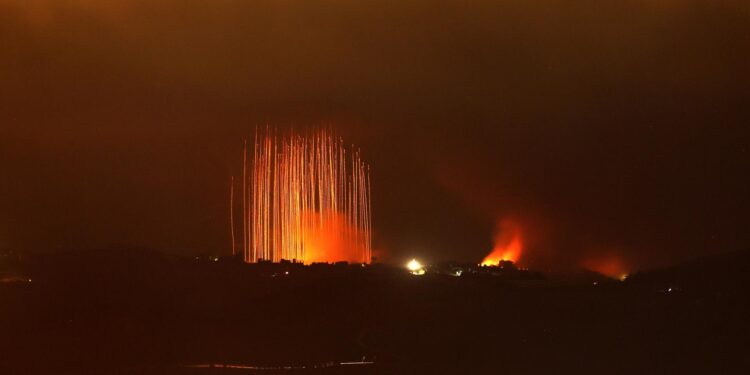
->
[
  {"left": 234, "top": 128, "right": 372, "bottom": 264},
  {"left": 481, "top": 219, "right": 522, "bottom": 266}
]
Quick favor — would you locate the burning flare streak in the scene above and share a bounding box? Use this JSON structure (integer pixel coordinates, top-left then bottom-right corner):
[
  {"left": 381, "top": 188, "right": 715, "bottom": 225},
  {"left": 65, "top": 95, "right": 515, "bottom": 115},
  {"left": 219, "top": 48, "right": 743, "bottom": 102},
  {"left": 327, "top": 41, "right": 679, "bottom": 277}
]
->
[{"left": 238, "top": 129, "right": 372, "bottom": 264}]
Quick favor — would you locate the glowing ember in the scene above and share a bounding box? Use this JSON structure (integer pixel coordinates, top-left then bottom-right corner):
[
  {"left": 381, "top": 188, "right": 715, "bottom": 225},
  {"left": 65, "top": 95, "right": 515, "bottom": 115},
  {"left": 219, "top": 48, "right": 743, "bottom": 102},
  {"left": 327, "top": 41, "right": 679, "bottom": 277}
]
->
[
  {"left": 238, "top": 128, "right": 372, "bottom": 264},
  {"left": 481, "top": 219, "right": 522, "bottom": 266}
]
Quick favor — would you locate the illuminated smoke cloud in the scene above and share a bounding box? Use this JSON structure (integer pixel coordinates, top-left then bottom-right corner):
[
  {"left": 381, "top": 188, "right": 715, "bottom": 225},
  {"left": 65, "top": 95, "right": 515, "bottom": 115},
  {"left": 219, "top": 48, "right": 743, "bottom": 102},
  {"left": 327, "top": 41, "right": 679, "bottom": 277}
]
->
[{"left": 481, "top": 219, "right": 522, "bottom": 266}]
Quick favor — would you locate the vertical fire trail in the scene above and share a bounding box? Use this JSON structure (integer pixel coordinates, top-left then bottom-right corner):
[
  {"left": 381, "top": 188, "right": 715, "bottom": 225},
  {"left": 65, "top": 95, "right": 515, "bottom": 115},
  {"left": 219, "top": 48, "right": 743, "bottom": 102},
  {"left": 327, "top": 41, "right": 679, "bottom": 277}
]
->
[
  {"left": 230, "top": 176, "right": 236, "bottom": 256},
  {"left": 242, "top": 140, "right": 248, "bottom": 261},
  {"left": 237, "top": 129, "right": 372, "bottom": 264}
]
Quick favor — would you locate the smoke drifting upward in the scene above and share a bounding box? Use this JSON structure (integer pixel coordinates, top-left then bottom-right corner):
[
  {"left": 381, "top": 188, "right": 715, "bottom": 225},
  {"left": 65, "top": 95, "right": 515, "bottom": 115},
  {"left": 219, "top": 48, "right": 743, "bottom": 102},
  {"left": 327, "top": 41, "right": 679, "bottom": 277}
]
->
[
  {"left": 481, "top": 219, "right": 523, "bottom": 266},
  {"left": 241, "top": 129, "right": 372, "bottom": 264}
]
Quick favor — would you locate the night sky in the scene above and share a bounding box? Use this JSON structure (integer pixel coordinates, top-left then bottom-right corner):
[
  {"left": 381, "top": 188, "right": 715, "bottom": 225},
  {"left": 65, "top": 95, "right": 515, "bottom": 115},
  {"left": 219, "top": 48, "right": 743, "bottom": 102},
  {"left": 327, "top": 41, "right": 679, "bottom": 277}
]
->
[{"left": 2, "top": 1, "right": 749, "bottom": 273}]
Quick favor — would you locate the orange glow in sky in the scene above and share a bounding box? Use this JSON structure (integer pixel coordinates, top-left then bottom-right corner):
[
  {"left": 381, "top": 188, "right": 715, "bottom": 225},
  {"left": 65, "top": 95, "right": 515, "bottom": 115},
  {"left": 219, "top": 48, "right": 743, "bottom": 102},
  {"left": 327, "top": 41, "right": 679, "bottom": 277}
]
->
[
  {"left": 582, "top": 256, "right": 629, "bottom": 280},
  {"left": 296, "top": 210, "right": 369, "bottom": 264}
]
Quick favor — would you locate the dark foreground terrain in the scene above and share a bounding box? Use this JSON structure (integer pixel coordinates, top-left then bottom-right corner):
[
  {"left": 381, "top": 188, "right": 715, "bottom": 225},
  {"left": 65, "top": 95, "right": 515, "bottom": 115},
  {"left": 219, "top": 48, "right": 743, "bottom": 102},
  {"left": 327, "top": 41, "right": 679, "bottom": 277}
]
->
[{"left": 1, "top": 249, "right": 748, "bottom": 374}]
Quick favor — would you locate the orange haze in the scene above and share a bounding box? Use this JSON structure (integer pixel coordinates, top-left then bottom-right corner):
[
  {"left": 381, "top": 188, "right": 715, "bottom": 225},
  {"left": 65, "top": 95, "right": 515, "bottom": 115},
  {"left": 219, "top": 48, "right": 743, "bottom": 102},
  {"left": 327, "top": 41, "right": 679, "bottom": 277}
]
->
[
  {"left": 481, "top": 219, "right": 522, "bottom": 265},
  {"left": 582, "top": 256, "right": 629, "bottom": 280},
  {"left": 298, "top": 210, "right": 369, "bottom": 264}
]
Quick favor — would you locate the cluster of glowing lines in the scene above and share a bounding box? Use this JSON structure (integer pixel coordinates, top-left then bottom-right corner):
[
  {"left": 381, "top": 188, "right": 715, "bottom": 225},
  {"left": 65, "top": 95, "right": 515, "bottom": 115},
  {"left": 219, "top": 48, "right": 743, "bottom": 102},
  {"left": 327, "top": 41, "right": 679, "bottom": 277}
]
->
[{"left": 233, "top": 128, "right": 372, "bottom": 264}]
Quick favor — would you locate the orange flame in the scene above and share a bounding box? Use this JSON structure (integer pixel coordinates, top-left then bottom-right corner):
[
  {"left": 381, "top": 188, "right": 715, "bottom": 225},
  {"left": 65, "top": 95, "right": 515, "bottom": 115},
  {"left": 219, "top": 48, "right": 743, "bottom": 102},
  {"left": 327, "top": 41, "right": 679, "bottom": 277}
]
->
[
  {"left": 297, "top": 210, "right": 368, "bottom": 264},
  {"left": 481, "top": 219, "right": 522, "bottom": 266}
]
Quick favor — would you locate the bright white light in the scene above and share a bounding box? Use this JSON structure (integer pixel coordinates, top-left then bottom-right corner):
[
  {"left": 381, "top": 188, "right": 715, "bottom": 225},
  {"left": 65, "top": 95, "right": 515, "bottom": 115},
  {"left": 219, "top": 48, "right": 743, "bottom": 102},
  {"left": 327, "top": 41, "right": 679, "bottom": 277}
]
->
[
  {"left": 407, "top": 259, "right": 425, "bottom": 275},
  {"left": 407, "top": 259, "right": 422, "bottom": 271}
]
